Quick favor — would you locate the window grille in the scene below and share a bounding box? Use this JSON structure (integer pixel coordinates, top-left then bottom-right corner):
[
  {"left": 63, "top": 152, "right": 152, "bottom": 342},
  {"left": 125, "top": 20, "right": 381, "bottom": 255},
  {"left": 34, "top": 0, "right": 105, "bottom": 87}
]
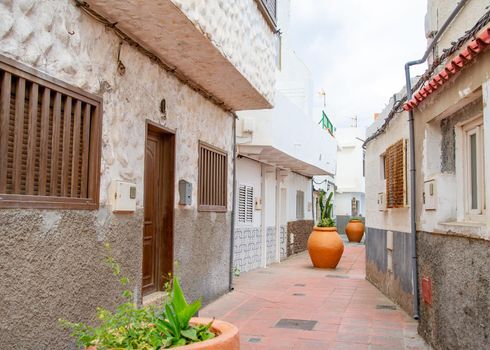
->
[
  {"left": 0, "top": 56, "right": 102, "bottom": 209},
  {"left": 198, "top": 141, "right": 227, "bottom": 212}
]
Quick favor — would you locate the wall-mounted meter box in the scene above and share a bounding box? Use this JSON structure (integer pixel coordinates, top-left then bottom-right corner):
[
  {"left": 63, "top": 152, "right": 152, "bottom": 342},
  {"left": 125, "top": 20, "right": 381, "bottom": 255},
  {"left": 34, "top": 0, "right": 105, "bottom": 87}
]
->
[
  {"left": 424, "top": 180, "right": 437, "bottom": 210},
  {"left": 179, "top": 179, "right": 192, "bottom": 205},
  {"left": 110, "top": 180, "right": 137, "bottom": 212}
]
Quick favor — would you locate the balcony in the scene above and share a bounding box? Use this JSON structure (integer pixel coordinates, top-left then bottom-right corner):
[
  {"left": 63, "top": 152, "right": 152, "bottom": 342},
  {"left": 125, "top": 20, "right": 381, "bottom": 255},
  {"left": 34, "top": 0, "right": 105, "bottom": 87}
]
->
[
  {"left": 84, "top": 0, "right": 276, "bottom": 111},
  {"left": 237, "top": 92, "right": 337, "bottom": 177},
  {"left": 255, "top": 0, "right": 277, "bottom": 29}
]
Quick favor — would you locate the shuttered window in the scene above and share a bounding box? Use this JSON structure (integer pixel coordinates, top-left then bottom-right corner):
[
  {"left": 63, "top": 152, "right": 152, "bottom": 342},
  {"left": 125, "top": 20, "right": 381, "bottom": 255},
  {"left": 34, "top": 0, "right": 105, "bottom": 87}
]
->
[
  {"left": 0, "top": 56, "right": 102, "bottom": 209},
  {"left": 238, "top": 184, "right": 253, "bottom": 224},
  {"left": 385, "top": 139, "right": 407, "bottom": 209},
  {"left": 296, "top": 190, "right": 304, "bottom": 219},
  {"left": 198, "top": 141, "right": 227, "bottom": 212}
]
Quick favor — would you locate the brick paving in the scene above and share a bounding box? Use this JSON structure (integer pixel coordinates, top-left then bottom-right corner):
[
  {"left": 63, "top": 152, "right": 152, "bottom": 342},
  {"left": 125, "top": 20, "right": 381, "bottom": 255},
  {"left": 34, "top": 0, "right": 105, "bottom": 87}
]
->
[{"left": 201, "top": 244, "right": 430, "bottom": 350}]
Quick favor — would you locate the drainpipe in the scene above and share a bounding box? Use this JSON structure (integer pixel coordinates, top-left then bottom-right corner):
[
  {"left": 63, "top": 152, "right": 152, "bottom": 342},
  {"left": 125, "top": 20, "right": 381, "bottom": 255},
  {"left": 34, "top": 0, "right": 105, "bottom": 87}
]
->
[
  {"left": 404, "top": 0, "right": 468, "bottom": 319},
  {"left": 229, "top": 113, "right": 238, "bottom": 291}
]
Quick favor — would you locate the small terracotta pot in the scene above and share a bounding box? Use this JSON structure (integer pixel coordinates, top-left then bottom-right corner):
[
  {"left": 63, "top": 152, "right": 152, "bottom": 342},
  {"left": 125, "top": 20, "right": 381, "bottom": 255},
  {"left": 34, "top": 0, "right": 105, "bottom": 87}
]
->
[
  {"left": 345, "top": 220, "right": 365, "bottom": 243},
  {"left": 307, "top": 227, "right": 344, "bottom": 268},
  {"left": 86, "top": 317, "right": 239, "bottom": 350}
]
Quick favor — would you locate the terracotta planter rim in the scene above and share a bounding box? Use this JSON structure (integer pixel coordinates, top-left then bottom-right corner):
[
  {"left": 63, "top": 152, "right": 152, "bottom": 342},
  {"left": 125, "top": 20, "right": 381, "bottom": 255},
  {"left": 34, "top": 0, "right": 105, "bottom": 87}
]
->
[
  {"left": 313, "top": 226, "right": 337, "bottom": 231},
  {"left": 349, "top": 219, "right": 363, "bottom": 222},
  {"left": 86, "top": 317, "right": 238, "bottom": 350}
]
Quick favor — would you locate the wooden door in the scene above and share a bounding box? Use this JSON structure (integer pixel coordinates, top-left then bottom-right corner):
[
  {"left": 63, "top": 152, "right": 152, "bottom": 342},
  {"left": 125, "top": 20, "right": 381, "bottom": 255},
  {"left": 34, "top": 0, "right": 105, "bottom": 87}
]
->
[{"left": 143, "top": 127, "right": 174, "bottom": 296}]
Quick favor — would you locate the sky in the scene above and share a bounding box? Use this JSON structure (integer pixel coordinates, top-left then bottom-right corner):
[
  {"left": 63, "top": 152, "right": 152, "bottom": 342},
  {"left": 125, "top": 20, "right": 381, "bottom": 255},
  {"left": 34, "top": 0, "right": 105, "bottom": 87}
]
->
[{"left": 289, "top": 0, "right": 428, "bottom": 129}]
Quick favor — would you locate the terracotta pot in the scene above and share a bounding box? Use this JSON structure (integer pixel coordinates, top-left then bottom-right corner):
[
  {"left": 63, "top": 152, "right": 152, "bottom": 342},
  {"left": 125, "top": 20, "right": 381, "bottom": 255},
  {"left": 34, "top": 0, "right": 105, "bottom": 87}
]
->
[
  {"left": 86, "top": 317, "right": 239, "bottom": 350},
  {"left": 345, "top": 220, "right": 365, "bottom": 243},
  {"left": 307, "top": 227, "right": 344, "bottom": 268}
]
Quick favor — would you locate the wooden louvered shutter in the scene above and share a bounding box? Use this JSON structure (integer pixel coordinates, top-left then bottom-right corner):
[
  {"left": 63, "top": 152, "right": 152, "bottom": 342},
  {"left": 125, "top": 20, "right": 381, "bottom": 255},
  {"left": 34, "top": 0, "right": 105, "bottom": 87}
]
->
[
  {"left": 198, "top": 141, "right": 228, "bottom": 212},
  {"left": 0, "top": 56, "right": 102, "bottom": 209},
  {"left": 385, "top": 139, "right": 407, "bottom": 208}
]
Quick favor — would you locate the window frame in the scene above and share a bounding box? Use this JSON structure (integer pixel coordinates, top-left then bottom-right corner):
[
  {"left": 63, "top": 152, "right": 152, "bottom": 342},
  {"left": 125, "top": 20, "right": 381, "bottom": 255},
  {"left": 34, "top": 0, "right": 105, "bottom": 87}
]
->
[
  {"left": 197, "top": 141, "right": 228, "bottom": 212},
  {"left": 384, "top": 139, "right": 408, "bottom": 209},
  {"left": 296, "top": 190, "right": 305, "bottom": 219},
  {"left": 462, "top": 116, "right": 485, "bottom": 221},
  {"left": 0, "top": 54, "right": 102, "bottom": 210}
]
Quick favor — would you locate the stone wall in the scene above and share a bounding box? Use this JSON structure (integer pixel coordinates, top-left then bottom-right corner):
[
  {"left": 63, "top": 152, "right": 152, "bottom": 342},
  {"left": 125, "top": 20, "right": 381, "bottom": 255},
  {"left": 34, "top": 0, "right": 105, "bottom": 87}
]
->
[
  {"left": 0, "top": 1, "right": 234, "bottom": 348},
  {"left": 286, "top": 220, "right": 314, "bottom": 256},
  {"left": 417, "top": 231, "right": 490, "bottom": 350},
  {"left": 365, "top": 227, "right": 414, "bottom": 314}
]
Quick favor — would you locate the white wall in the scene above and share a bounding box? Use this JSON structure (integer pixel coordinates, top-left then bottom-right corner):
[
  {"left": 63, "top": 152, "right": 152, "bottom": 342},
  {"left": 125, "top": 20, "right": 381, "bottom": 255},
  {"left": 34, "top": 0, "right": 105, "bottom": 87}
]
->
[
  {"left": 336, "top": 192, "right": 365, "bottom": 217},
  {"left": 237, "top": 91, "right": 337, "bottom": 175},
  {"left": 365, "top": 107, "right": 411, "bottom": 233},
  {"left": 335, "top": 127, "right": 366, "bottom": 193},
  {"left": 236, "top": 157, "right": 262, "bottom": 227}
]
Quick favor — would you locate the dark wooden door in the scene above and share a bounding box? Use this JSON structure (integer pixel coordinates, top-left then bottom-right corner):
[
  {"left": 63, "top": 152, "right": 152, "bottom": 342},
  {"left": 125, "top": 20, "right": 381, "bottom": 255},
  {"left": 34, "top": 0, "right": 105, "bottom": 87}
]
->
[{"left": 143, "top": 127, "right": 174, "bottom": 296}]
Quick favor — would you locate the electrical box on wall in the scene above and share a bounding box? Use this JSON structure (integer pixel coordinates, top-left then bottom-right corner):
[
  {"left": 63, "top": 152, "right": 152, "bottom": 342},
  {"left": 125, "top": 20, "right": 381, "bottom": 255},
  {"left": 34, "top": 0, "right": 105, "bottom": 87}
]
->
[
  {"left": 378, "top": 192, "right": 386, "bottom": 211},
  {"left": 424, "top": 180, "right": 437, "bottom": 210},
  {"left": 110, "top": 180, "right": 137, "bottom": 212},
  {"left": 178, "top": 180, "right": 192, "bottom": 205},
  {"left": 255, "top": 197, "right": 262, "bottom": 210}
]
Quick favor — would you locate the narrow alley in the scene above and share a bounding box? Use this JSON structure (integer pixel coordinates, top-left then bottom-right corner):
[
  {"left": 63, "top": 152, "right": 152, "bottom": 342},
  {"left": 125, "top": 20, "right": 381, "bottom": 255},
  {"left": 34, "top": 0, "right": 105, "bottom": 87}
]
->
[{"left": 202, "top": 244, "right": 429, "bottom": 350}]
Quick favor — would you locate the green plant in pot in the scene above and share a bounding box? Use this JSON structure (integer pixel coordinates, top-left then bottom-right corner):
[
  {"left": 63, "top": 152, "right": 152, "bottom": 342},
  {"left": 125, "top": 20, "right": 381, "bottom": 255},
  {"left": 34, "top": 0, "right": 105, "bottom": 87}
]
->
[
  {"left": 307, "top": 190, "right": 344, "bottom": 268},
  {"left": 60, "top": 243, "right": 239, "bottom": 349},
  {"left": 346, "top": 215, "right": 365, "bottom": 243}
]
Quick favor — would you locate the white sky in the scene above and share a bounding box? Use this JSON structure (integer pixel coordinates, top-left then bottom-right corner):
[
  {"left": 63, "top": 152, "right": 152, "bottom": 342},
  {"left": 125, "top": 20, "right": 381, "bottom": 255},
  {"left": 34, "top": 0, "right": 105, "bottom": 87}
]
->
[{"left": 289, "top": 0, "right": 428, "bottom": 129}]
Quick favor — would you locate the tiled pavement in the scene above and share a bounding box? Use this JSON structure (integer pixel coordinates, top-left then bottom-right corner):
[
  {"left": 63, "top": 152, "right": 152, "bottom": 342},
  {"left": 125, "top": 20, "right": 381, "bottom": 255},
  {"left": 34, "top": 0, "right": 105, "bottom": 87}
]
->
[{"left": 201, "top": 244, "right": 430, "bottom": 350}]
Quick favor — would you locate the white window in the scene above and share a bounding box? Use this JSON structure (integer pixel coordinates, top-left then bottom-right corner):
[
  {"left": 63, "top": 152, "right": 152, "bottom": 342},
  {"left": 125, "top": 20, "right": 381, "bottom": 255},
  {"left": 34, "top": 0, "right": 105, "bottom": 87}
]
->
[
  {"left": 296, "top": 190, "right": 305, "bottom": 219},
  {"left": 463, "top": 117, "right": 485, "bottom": 220},
  {"left": 238, "top": 184, "right": 254, "bottom": 224}
]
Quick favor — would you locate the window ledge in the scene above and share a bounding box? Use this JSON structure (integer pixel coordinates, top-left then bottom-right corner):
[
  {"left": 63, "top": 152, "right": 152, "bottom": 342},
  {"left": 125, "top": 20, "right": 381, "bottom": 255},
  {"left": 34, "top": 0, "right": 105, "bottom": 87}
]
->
[
  {"left": 433, "top": 221, "right": 490, "bottom": 241},
  {"left": 440, "top": 221, "right": 485, "bottom": 228}
]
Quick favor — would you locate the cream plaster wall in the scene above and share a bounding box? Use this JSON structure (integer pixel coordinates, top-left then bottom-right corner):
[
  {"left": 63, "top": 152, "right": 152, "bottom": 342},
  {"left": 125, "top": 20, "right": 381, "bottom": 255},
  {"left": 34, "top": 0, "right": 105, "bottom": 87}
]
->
[
  {"left": 413, "top": 49, "right": 490, "bottom": 240},
  {"left": 426, "top": 0, "right": 489, "bottom": 63},
  {"left": 365, "top": 110, "right": 411, "bottom": 233},
  {"left": 172, "top": 0, "right": 277, "bottom": 103},
  {"left": 0, "top": 0, "right": 234, "bottom": 210}
]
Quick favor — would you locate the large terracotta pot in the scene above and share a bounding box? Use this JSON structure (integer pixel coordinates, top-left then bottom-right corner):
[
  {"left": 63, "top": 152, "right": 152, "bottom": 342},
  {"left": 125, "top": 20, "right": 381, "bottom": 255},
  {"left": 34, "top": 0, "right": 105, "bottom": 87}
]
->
[
  {"left": 307, "top": 227, "right": 344, "bottom": 268},
  {"left": 87, "top": 317, "right": 239, "bottom": 350},
  {"left": 345, "top": 220, "right": 365, "bottom": 243}
]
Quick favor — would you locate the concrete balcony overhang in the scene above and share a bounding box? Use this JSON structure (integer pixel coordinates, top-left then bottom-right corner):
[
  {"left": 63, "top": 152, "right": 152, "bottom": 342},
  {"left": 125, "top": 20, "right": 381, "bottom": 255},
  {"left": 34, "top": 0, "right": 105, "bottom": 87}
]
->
[
  {"left": 238, "top": 145, "right": 331, "bottom": 177},
  {"left": 84, "top": 0, "right": 272, "bottom": 111}
]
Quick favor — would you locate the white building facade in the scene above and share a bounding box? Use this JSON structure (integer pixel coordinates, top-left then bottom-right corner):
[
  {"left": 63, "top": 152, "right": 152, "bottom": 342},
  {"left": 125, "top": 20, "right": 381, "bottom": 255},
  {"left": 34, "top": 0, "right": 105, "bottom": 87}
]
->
[{"left": 233, "top": 0, "right": 337, "bottom": 273}]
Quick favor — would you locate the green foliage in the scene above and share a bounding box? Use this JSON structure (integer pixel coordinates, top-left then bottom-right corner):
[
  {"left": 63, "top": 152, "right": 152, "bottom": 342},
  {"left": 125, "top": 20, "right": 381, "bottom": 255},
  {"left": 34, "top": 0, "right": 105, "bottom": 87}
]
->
[
  {"left": 60, "top": 243, "right": 215, "bottom": 349},
  {"left": 317, "top": 190, "right": 335, "bottom": 228},
  {"left": 349, "top": 216, "right": 363, "bottom": 221}
]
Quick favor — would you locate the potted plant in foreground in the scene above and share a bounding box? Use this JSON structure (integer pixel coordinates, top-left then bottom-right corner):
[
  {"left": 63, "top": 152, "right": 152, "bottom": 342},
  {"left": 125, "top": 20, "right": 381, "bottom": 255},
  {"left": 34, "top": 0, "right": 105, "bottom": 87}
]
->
[
  {"left": 345, "top": 216, "right": 365, "bottom": 243},
  {"left": 61, "top": 243, "right": 239, "bottom": 350},
  {"left": 307, "top": 190, "right": 344, "bottom": 268}
]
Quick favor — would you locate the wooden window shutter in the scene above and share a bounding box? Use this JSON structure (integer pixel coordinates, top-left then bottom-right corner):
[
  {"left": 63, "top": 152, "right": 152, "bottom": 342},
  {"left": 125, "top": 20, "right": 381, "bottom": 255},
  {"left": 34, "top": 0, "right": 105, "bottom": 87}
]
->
[
  {"left": 198, "top": 141, "right": 227, "bottom": 212},
  {"left": 0, "top": 55, "right": 102, "bottom": 209},
  {"left": 385, "top": 139, "right": 407, "bottom": 208}
]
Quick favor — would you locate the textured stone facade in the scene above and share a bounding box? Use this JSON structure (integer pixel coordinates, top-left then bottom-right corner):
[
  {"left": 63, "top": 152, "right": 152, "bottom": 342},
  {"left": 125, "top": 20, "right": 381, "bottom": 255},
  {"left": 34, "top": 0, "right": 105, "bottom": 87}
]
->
[
  {"left": 172, "top": 0, "right": 276, "bottom": 103},
  {"left": 417, "top": 231, "right": 490, "bottom": 350},
  {"left": 286, "top": 220, "right": 314, "bottom": 256},
  {"left": 0, "top": 1, "right": 239, "bottom": 348},
  {"left": 266, "top": 226, "right": 277, "bottom": 265}
]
